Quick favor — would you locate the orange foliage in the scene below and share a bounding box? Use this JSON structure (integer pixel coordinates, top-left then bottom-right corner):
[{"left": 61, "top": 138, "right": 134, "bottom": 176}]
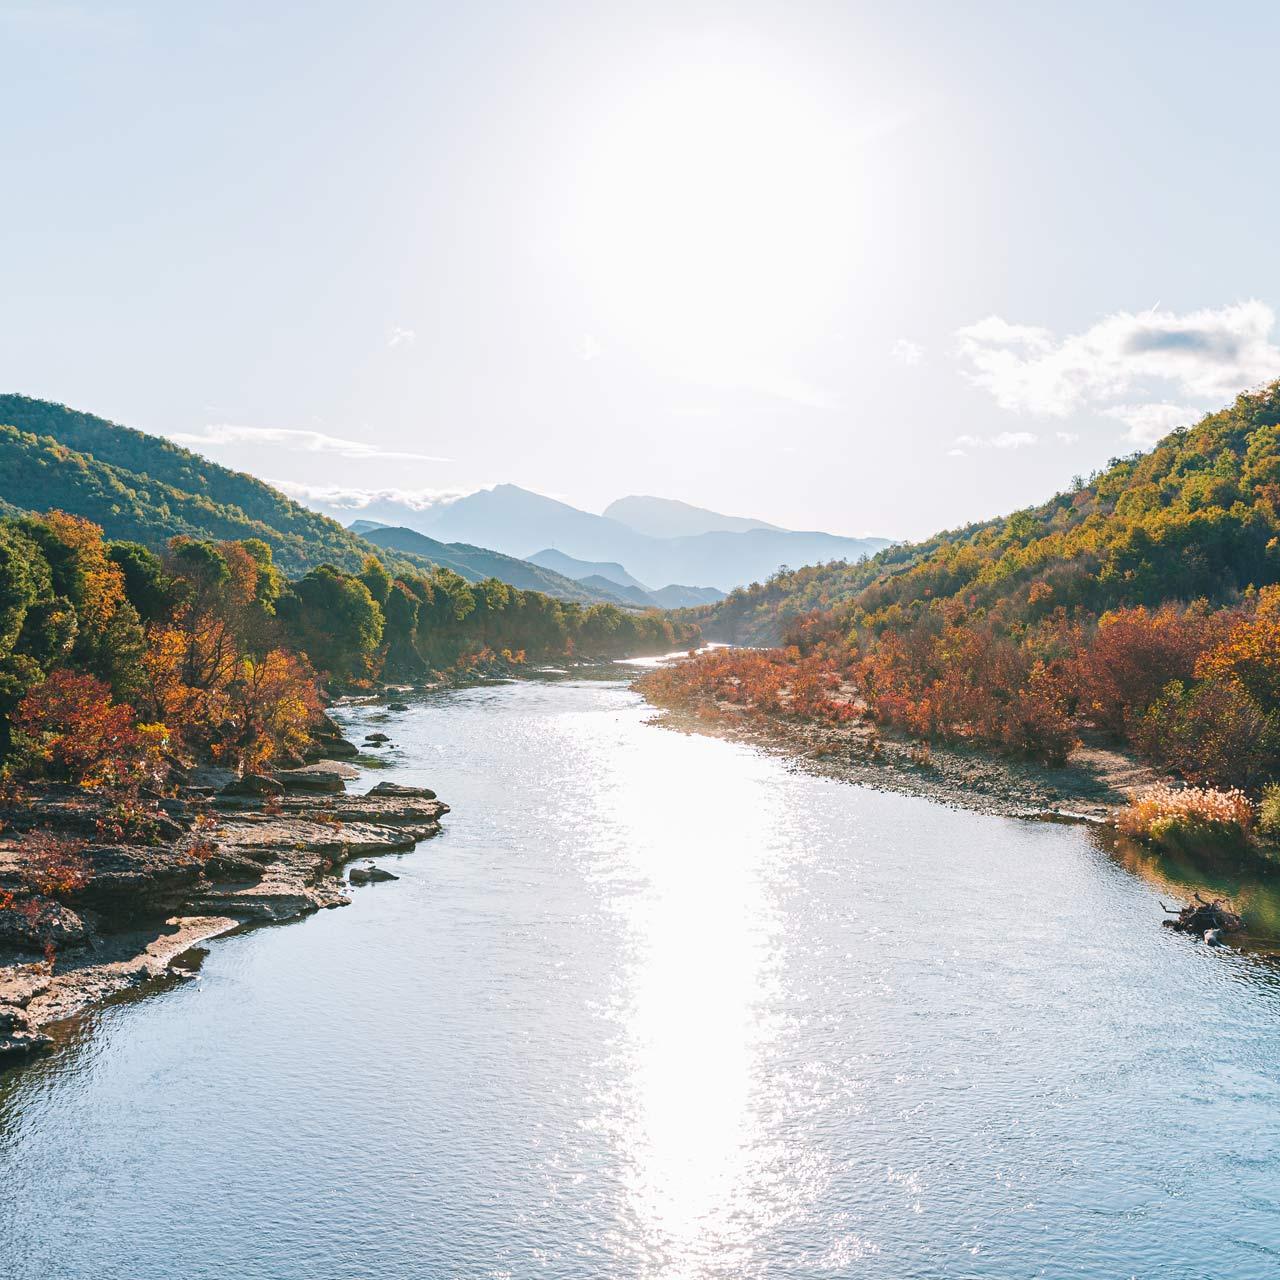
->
[
  {"left": 638, "top": 646, "right": 855, "bottom": 727},
  {"left": 13, "top": 670, "right": 168, "bottom": 790},
  {"left": 217, "top": 648, "right": 322, "bottom": 774},
  {"left": 1073, "top": 603, "right": 1232, "bottom": 734}
]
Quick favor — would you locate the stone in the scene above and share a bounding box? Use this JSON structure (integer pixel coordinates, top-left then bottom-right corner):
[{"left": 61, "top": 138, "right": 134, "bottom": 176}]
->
[
  {"left": 274, "top": 769, "right": 346, "bottom": 794},
  {"left": 367, "top": 781, "right": 437, "bottom": 800},
  {"left": 386, "top": 701, "right": 410, "bottom": 711},
  {"left": 348, "top": 864, "right": 399, "bottom": 884},
  {"left": 220, "top": 774, "right": 285, "bottom": 798},
  {"left": 364, "top": 732, "right": 390, "bottom": 744}
]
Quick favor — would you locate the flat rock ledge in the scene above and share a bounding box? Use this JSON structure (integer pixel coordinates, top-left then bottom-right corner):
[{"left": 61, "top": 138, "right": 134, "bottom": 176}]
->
[{"left": 0, "top": 779, "right": 447, "bottom": 1064}]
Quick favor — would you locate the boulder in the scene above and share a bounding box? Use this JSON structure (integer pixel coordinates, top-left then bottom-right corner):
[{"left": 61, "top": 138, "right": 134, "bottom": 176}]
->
[
  {"left": 367, "top": 781, "right": 437, "bottom": 800},
  {"left": 386, "top": 701, "right": 410, "bottom": 712},
  {"left": 364, "top": 733, "right": 390, "bottom": 744},
  {"left": 67, "top": 845, "right": 205, "bottom": 919},
  {"left": 305, "top": 734, "right": 360, "bottom": 761},
  {"left": 274, "top": 770, "right": 346, "bottom": 794},
  {"left": 348, "top": 864, "right": 399, "bottom": 884},
  {"left": 220, "top": 774, "right": 284, "bottom": 798},
  {"left": 0, "top": 897, "right": 88, "bottom": 950}
]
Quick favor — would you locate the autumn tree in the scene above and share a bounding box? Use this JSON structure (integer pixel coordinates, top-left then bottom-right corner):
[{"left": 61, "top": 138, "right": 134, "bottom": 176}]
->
[{"left": 12, "top": 670, "right": 167, "bottom": 790}]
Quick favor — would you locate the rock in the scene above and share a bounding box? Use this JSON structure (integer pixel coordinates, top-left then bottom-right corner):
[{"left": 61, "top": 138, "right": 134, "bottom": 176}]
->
[
  {"left": 0, "top": 897, "right": 88, "bottom": 950},
  {"left": 274, "top": 769, "right": 347, "bottom": 794},
  {"left": 0, "top": 1004, "right": 53, "bottom": 1061},
  {"left": 220, "top": 773, "right": 285, "bottom": 798},
  {"left": 367, "top": 781, "right": 437, "bottom": 800},
  {"left": 348, "top": 864, "right": 399, "bottom": 884},
  {"left": 302, "top": 716, "right": 361, "bottom": 762},
  {"left": 364, "top": 733, "right": 390, "bottom": 744},
  {"left": 386, "top": 701, "right": 410, "bottom": 711},
  {"left": 67, "top": 845, "right": 205, "bottom": 919}
]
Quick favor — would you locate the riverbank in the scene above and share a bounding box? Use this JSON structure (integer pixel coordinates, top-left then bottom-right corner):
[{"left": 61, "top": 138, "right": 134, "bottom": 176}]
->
[
  {"left": 0, "top": 765, "right": 446, "bottom": 1064},
  {"left": 640, "top": 697, "right": 1161, "bottom": 822}
]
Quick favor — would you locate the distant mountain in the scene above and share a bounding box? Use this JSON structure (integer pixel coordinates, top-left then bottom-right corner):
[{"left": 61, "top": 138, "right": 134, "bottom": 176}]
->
[
  {"left": 349, "top": 519, "right": 390, "bottom": 535},
  {"left": 646, "top": 584, "right": 727, "bottom": 610},
  {"left": 356, "top": 525, "right": 622, "bottom": 603},
  {"left": 578, "top": 575, "right": 654, "bottom": 608},
  {"left": 527, "top": 548, "right": 652, "bottom": 592},
  {"left": 361, "top": 483, "right": 890, "bottom": 591},
  {"left": 527, "top": 547, "right": 727, "bottom": 610},
  {"left": 603, "top": 494, "right": 780, "bottom": 538}
]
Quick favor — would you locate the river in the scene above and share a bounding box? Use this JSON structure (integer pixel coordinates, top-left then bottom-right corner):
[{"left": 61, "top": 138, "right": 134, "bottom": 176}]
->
[{"left": 3, "top": 671, "right": 1280, "bottom": 1278}]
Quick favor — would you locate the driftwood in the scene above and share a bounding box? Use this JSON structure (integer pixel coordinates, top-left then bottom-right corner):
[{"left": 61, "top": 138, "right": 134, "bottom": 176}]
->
[{"left": 1160, "top": 893, "right": 1243, "bottom": 941}]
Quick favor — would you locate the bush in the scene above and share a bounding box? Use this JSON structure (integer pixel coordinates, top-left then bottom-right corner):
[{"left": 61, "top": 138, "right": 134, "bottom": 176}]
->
[
  {"left": 1117, "top": 784, "right": 1255, "bottom": 856},
  {"left": 1259, "top": 784, "right": 1280, "bottom": 838}
]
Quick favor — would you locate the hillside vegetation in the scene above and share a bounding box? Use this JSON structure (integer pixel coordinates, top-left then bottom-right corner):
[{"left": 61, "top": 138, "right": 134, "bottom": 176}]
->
[
  {"left": 357, "top": 525, "right": 609, "bottom": 602},
  {"left": 0, "top": 510, "right": 700, "bottom": 796},
  {"left": 0, "top": 397, "right": 619, "bottom": 603},
  {"left": 0, "top": 396, "right": 374, "bottom": 576},
  {"left": 649, "top": 383, "right": 1280, "bottom": 816}
]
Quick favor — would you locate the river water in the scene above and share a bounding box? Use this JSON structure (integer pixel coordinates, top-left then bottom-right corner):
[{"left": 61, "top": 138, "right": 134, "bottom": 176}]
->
[{"left": 3, "top": 672, "right": 1280, "bottom": 1278}]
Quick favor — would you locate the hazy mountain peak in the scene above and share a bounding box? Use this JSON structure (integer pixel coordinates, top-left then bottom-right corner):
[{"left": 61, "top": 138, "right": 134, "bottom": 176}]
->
[{"left": 603, "top": 494, "right": 782, "bottom": 539}]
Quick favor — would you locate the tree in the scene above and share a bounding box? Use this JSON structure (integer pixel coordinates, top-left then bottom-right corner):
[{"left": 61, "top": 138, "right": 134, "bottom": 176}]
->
[
  {"left": 108, "top": 542, "right": 175, "bottom": 623},
  {"left": 277, "top": 565, "right": 384, "bottom": 682},
  {"left": 12, "top": 670, "right": 167, "bottom": 790},
  {"left": 219, "top": 649, "right": 322, "bottom": 774}
]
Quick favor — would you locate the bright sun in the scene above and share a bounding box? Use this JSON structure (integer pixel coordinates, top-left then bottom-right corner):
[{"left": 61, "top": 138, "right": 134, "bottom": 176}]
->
[{"left": 570, "top": 51, "right": 876, "bottom": 397}]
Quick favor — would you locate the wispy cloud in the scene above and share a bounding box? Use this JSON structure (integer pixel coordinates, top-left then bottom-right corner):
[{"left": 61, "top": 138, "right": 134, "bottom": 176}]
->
[
  {"left": 273, "top": 480, "right": 478, "bottom": 511},
  {"left": 577, "top": 333, "right": 602, "bottom": 362},
  {"left": 1055, "top": 430, "right": 1080, "bottom": 445},
  {"left": 891, "top": 338, "right": 923, "bottom": 366},
  {"left": 1101, "top": 402, "right": 1201, "bottom": 446},
  {"left": 956, "top": 301, "right": 1280, "bottom": 426},
  {"left": 388, "top": 326, "right": 416, "bottom": 348},
  {"left": 953, "top": 430, "right": 1038, "bottom": 450},
  {"left": 169, "top": 424, "right": 450, "bottom": 464}
]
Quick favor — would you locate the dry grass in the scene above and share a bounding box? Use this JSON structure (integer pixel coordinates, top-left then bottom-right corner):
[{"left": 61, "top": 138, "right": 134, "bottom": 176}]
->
[{"left": 1118, "top": 783, "right": 1255, "bottom": 854}]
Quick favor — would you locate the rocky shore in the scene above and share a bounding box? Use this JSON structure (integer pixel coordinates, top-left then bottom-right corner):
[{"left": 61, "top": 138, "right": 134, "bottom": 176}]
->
[
  {"left": 643, "top": 700, "right": 1160, "bottom": 822},
  {"left": 0, "top": 765, "right": 446, "bottom": 1064}
]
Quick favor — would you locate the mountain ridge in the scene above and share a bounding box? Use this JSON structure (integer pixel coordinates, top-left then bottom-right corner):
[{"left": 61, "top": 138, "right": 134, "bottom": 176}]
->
[
  {"left": 603, "top": 494, "right": 781, "bottom": 538},
  {"left": 333, "top": 482, "right": 890, "bottom": 591}
]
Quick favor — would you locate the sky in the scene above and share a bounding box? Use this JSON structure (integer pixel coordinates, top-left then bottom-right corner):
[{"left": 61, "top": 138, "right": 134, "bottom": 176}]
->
[{"left": 3, "top": 0, "right": 1280, "bottom": 541}]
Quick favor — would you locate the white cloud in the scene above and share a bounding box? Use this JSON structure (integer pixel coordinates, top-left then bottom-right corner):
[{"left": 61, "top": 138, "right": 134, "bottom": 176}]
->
[
  {"left": 577, "top": 332, "right": 602, "bottom": 362},
  {"left": 1055, "top": 431, "right": 1080, "bottom": 445},
  {"left": 273, "top": 480, "right": 479, "bottom": 511},
  {"left": 953, "top": 430, "right": 1038, "bottom": 450},
  {"left": 169, "top": 424, "right": 450, "bottom": 463},
  {"left": 956, "top": 300, "right": 1280, "bottom": 421},
  {"left": 891, "top": 338, "right": 923, "bottom": 366},
  {"left": 1101, "top": 402, "right": 1201, "bottom": 446},
  {"left": 388, "top": 326, "right": 416, "bottom": 348}
]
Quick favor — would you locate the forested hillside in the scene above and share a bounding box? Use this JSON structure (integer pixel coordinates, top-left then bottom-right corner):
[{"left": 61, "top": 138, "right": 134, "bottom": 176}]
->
[
  {"left": 0, "top": 511, "right": 700, "bottom": 802},
  {"left": 0, "top": 397, "right": 373, "bottom": 575},
  {"left": 0, "top": 397, "right": 618, "bottom": 602},
  {"left": 357, "top": 525, "right": 613, "bottom": 602},
  {"left": 649, "top": 383, "right": 1280, "bottom": 807},
  {"left": 700, "top": 383, "right": 1280, "bottom": 644}
]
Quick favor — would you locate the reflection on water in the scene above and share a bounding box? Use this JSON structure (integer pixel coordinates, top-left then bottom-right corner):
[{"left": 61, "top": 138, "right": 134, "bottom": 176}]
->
[
  {"left": 3, "top": 673, "right": 1280, "bottom": 1279},
  {"left": 603, "top": 731, "right": 786, "bottom": 1272},
  {"left": 1100, "top": 829, "right": 1280, "bottom": 945}
]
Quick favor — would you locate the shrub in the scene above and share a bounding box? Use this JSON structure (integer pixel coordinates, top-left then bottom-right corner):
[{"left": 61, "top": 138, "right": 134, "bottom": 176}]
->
[
  {"left": 1130, "top": 679, "right": 1279, "bottom": 789},
  {"left": 1259, "top": 783, "right": 1280, "bottom": 838},
  {"left": 1117, "top": 784, "right": 1255, "bottom": 855}
]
